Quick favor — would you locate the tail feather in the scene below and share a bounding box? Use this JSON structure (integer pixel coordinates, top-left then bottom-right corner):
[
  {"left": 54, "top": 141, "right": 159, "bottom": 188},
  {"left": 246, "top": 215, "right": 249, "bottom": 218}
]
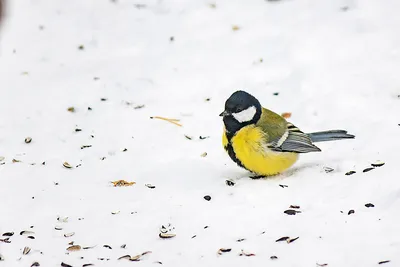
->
[{"left": 307, "top": 130, "right": 355, "bottom": 143}]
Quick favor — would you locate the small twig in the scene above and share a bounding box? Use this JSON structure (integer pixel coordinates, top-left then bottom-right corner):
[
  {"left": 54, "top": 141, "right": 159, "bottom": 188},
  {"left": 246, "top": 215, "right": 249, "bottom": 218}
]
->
[{"left": 150, "top": 116, "right": 182, "bottom": 127}]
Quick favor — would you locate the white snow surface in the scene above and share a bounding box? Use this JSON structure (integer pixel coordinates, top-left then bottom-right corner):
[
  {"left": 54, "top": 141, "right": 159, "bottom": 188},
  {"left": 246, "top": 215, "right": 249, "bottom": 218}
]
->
[{"left": 1, "top": 0, "right": 400, "bottom": 266}]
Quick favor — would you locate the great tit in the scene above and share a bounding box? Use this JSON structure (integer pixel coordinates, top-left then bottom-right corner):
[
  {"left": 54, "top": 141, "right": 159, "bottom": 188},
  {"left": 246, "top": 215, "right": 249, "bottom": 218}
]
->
[{"left": 220, "top": 90, "right": 355, "bottom": 177}]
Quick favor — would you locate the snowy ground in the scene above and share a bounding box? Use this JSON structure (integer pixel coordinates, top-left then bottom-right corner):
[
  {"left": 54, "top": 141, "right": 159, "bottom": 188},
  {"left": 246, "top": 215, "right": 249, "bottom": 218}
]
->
[{"left": 1, "top": 0, "right": 400, "bottom": 266}]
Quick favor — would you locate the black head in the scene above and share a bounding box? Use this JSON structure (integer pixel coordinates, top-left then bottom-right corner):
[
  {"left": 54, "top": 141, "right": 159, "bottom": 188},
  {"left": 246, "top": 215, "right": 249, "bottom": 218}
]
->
[{"left": 220, "top": 90, "right": 262, "bottom": 138}]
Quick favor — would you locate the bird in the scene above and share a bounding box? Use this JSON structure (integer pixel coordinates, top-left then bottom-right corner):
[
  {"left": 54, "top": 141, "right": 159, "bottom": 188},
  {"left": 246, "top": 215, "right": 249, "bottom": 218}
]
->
[{"left": 220, "top": 90, "right": 355, "bottom": 177}]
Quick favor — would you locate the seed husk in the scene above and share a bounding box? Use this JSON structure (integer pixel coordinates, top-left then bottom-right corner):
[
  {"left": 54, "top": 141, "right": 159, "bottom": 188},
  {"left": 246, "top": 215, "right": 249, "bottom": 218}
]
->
[
  {"left": 82, "top": 264, "right": 94, "bottom": 267},
  {"left": 275, "top": 236, "right": 290, "bottom": 242},
  {"left": 379, "top": 260, "right": 390, "bottom": 264},
  {"left": 0, "top": 238, "right": 11, "bottom": 243},
  {"left": 184, "top": 135, "right": 192, "bottom": 140},
  {"left": 31, "top": 262, "right": 40, "bottom": 267},
  {"left": 82, "top": 245, "right": 96, "bottom": 250},
  {"left": 270, "top": 256, "right": 278, "bottom": 260},
  {"left": 363, "top": 167, "right": 374, "bottom": 173},
  {"left": 23, "top": 246, "right": 31, "bottom": 255},
  {"left": 64, "top": 232, "right": 75, "bottom": 238},
  {"left": 81, "top": 145, "right": 92, "bottom": 149},
  {"left": 159, "top": 233, "right": 176, "bottom": 239},
  {"left": 20, "top": 231, "right": 35, "bottom": 236},
  {"left": 54, "top": 227, "right": 63, "bottom": 230},
  {"left": 289, "top": 205, "right": 300, "bottom": 209},
  {"left": 287, "top": 237, "right": 299, "bottom": 243},
  {"left": 103, "top": 245, "right": 112, "bottom": 249},
  {"left": 279, "top": 184, "right": 288, "bottom": 188},
  {"left": 316, "top": 263, "right": 328, "bottom": 267},
  {"left": 225, "top": 179, "right": 235, "bottom": 186},
  {"left": 27, "top": 236, "right": 35, "bottom": 239},
  {"left": 66, "top": 245, "right": 81, "bottom": 251},
  {"left": 372, "top": 162, "right": 385, "bottom": 167},
  {"left": 111, "top": 211, "right": 120, "bottom": 215},
  {"left": 120, "top": 244, "right": 126, "bottom": 249},
  {"left": 217, "top": 248, "right": 232, "bottom": 255},
  {"left": 284, "top": 209, "right": 300, "bottom": 215},
  {"left": 2, "top": 232, "right": 14, "bottom": 236},
  {"left": 67, "top": 107, "right": 75, "bottom": 112},
  {"left": 57, "top": 216, "right": 69, "bottom": 222},
  {"left": 239, "top": 250, "right": 255, "bottom": 256},
  {"left": 348, "top": 209, "right": 355, "bottom": 215},
  {"left": 145, "top": 184, "right": 156, "bottom": 189},
  {"left": 323, "top": 167, "right": 334, "bottom": 173},
  {"left": 200, "top": 152, "right": 207, "bottom": 157},
  {"left": 12, "top": 158, "right": 21, "bottom": 163},
  {"left": 204, "top": 195, "right": 211, "bottom": 201},
  {"left": 63, "top": 162, "right": 73, "bottom": 169},
  {"left": 236, "top": 238, "right": 245, "bottom": 242},
  {"left": 365, "top": 203, "right": 375, "bottom": 208},
  {"left": 118, "top": 255, "right": 131, "bottom": 260},
  {"left": 25, "top": 137, "right": 32, "bottom": 143},
  {"left": 345, "top": 171, "right": 356, "bottom": 175},
  {"left": 61, "top": 263, "right": 72, "bottom": 267}
]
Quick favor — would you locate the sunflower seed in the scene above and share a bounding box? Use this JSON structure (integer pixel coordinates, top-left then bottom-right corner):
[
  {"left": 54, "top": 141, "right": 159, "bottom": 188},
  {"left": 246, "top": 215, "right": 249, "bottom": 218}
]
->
[
  {"left": 120, "top": 244, "right": 126, "bottom": 249},
  {"left": 270, "top": 256, "right": 278, "bottom": 260},
  {"left": 61, "top": 263, "right": 72, "bottom": 267},
  {"left": 67, "top": 107, "right": 75, "bottom": 112},
  {"left": 323, "top": 167, "right": 334, "bottom": 173},
  {"left": 217, "top": 248, "right": 232, "bottom": 255},
  {"left": 239, "top": 250, "right": 255, "bottom": 256},
  {"left": 145, "top": 184, "right": 156, "bottom": 189},
  {"left": 348, "top": 209, "right": 355, "bottom": 215},
  {"left": 27, "top": 236, "right": 35, "bottom": 239},
  {"left": 66, "top": 245, "right": 81, "bottom": 251},
  {"left": 159, "top": 233, "right": 176, "bottom": 239},
  {"left": 57, "top": 216, "right": 69, "bottom": 223},
  {"left": 363, "top": 167, "right": 374, "bottom": 173},
  {"left": 54, "top": 227, "right": 63, "bottom": 231},
  {"left": 365, "top": 203, "right": 375, "bottom": 208},
  {"left": 20, "top": 231, "right": 35, "bottom": 236},
  {"left": 23, "top": 246, "right": 31, "bottom": 255},
  {"left": 25, "top": 137, "right": 32, "bottom": 143},
  {"left": 64, "top": 232, "right": 75, "bottom": 238},
  {"left": 82, "top": 264, "right": 94, "bottom": 267},
  {"left": 111, "top": 211, "right": 120, "bottom": 215},
  {"left": 31, "top": 262, "right": 40, "bottom": 267},
  {"left": 236, "top": 238, "right": 245, "bottom": 242},
  {"left": 284, "top": 209, "right": 300, "bottom": 215},
  {"left": 2, "top": 232, "right": 14, "bottom": 236},
  {"left": 276, "top": 236, "right": 290, "bottom": 242},
  {"left": 184, "top": 135, "right": 192, "bottom": 140},
  {"left": 289, "top": 205, "right": 300, "bottom": 209},
  {"left": 0, "top": 238, "right": 11, "bottom": 243},
  {"left": 204, "top": 195, "right": 211, "bottom": 201},
  {"left": 371, "top": 161, "right": 385, "bottom": 167},
  {"left": 63, "top": 162, "right": 73, "bottom": 169},
  {"left": 200, "top": 152, "right": 207, "bottom": 157},
  {"left": 379, "top": 260, "right": 390, "bottom": 264},
  {"left": 345, "top": 171, "right": 356, "bottom": 176},
  {"left": 225, "top": 179, "right": 235, "bottom": 186},
  {"left": 118, "top": 255, "right": 131, "bottom": 260},
  {"left": 287, "top": 237, "right": 299, "bottom": 243},
  {"left": 316, "top": 263, "right": 328, "bottom": 267},
  {"left": 103, "top": 245, "right": 112, "bottom": 249}
]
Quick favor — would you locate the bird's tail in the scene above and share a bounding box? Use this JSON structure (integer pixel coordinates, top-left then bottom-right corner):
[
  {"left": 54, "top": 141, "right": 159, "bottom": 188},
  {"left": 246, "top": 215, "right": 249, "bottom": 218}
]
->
[{"left": 307, "top": 130, "right": 355, "bottom": 143}]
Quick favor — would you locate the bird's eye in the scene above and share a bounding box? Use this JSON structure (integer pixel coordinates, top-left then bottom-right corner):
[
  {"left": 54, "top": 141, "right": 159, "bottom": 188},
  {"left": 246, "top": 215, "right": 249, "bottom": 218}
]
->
[{"left": 236, "top": 108, "right": 243, "bottom": 113}]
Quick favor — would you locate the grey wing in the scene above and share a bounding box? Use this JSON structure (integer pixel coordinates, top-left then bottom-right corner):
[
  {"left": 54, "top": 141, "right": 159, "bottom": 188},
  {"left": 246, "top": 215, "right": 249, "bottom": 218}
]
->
[{"left": 269, "top": 123, "right": 321, "bottom": 153}]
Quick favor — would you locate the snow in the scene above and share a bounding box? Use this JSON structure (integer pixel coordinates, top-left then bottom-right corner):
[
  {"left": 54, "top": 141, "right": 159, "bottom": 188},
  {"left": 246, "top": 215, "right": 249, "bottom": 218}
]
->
[{"left": 1, "top": 0, "right": 400, "bottom": 266}]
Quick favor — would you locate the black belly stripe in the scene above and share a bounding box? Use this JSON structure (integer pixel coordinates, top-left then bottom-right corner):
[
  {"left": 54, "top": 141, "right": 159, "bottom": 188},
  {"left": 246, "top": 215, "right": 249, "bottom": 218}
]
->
[{"left": 224, "top": 134, "right": 247, "bottom": 170}]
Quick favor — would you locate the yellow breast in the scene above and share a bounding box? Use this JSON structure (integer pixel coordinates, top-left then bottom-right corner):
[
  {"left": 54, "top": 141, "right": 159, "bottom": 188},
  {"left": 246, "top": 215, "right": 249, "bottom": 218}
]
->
[{"left": 224, "top": 125, "right": 299, "bottom": 176}]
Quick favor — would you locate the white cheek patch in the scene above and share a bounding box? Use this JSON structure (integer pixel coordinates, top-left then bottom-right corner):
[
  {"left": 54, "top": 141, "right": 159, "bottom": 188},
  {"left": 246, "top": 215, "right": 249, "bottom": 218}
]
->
[{"left": 232, "top": 106, "right": 257, "bottom": 123}]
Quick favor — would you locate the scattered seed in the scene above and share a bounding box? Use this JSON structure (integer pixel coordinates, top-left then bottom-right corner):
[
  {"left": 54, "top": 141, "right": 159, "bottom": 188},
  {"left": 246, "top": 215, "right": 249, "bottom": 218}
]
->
[
  {"left": 225, "top": 179, "right": 235, "bottom": 186},
  {"left": 363, "top": 167, "right": 374, "bottom": 173},
  {"left": 54, "top": 227, "right": 63, "bottom": 231},
  {"left": 100, "top": 98, "right": 107, "bottom": 101},
  {"left": 31, "top": 262, "right": 40, "bottom": 267},
  {"left": 145, "top": 184, "right": 156, "bottom": 189},
  {"left": 118, "top": 255, "right": 131, "bottom": 260},
  {"left": 204, "top": 226, "right": 209, "bottom": 229},
  {"left": 81, "top": 145, "right": 92, "bottom": 149},
  {"left": 236, "top": 238, "right": 245, "bottom": 242},
  {"left": 111, "top": 180, "right": 135, "bottom": 187},
  {"left": 23, "top": 246, "right": 31, "bottom": 255},
  {"left": 371, "top": 161, "right": 385, "bottom": 167},
  {"left": 289, "top": 205, "right": 300, "bottom": 209},
  {"left": 379, "top": 260, "right": 390, "bottom": 264},
  {"left": 68, "top": 241, "right": 74, "bottom": 245},
  {"left": 27, "top": 236, "right": 35, "bottom": 239},
  {"left": 63, "top": 162, "right": 73, "bottom": 169},
  {"left": 270, "top": 256, "right": 278, "bottom": 260},
  {"left": 154, "top": 261, "right": 163, "bottom": 264},
  {"left": 111, "top": 211, "right": 120, "bottom": 215},
  {"left": 184, "top": 135, "right": 193, "bottom": 140},
  {"left": 134, "top": 105, "right": 145, "bottom": 109},
  {"left": 2, "top": 232, "right": 14, "bottom": 237},
  {"left": 170, "top": 36, "right": 174, "bottom": 42},
  {"left": 67, "top": 245, "right": 81, "bottom": 252},
  {"left": 317, "top": 263, "right": 328, "bottom": 267},
  {"left": 103, "top": 245, "right": 112, "bottom": 249},
  {"left": 159, "top": 233, "right": 176, "bottom": 239},
  {"left": 61, "top": 263, "right": 72, "bottom": 267},
  {"left": 200, "top": 152, "right": 207, "bottom": 157},
  {"left": 239, "top": 250, "right": 255, "bottom": 257},
  {"left": 57, "top": 216, "right": 69, "bottom": 223},
  {"left": 0, "top": 238, "right": 11, "bottom": 243},
  {"left": 345, "top": 171, "right": 356, "bottom": 176},
  {"left": 191, "top": 235, "right": 197, "bottom": 239},
  {"left": 64, "top": 232, "right": 75, "bottom": 238},
  {"left": 199, "top": 136, "right": 209, "bottom": 140},
  {"left": 67, "top": 107, "right": 75, "bottom": 112},
  {"left": 82, "top": 264, "right": 94, "bottom": 267},
  {"left": 20, "top": 231, "right": 35, "bottom": 236},
  {"left": 88, "top": 106, "right": 93, "bottom": 110},
  {"left": 75, "top": 128, "right": 82, "bottom": 132},
  {"left": 12, "top": 159, "right": 21, "bottom": 163},
  {"left": 205, "top": 98, "right": 211, "bottom": 101},
  {"left": 279, "top": 184, "right": 288, "bottom": 188},
  {"left": 82, "top": 246, "right": 96, "bottom": 250},
  {"left": 275, "top": 236, "right": 290, "bottom": 242},
  {"left": 323, "top": 167, "right": 334, "bottom": 173},
  {"left": 121, "top": 244, "right": 126, "bottom": 249},
  {"left": 217, "top": 248, "right": 232, "bottom": 255},
  {"left": 348, "top": 210, "right": 355, "bottom": 215},
  {"left": 122, "top": 148, "right": 128, "bottom": 152},
  {"left": 287, "top": 237, "right": 299, "bottom": 243},
  {"left": 204, "top": 195, "right": 211, "bottom": 201},
  {"left": 25, "top": 137, "right": 32, "bottom": 143},
  {"left": 232, "top": 25, "right": 240, "bottom": 31},
  {"left": 273, "top": 92, "right": 279, "bottom": 96},
  {"left": 365, "top": 203, "right": 375, "bottom": 208},
  {"left": 119, "top": 251, "right": 152, "bottom": 261},
  {"left": 78, "top": 45, "right": 84, "bottom": 50},
  {"left": 0, "top": 156, "right": 4, "bottom": 162},
  {"left": 284, "top": 209, "right": 300, "bottom": 215}
]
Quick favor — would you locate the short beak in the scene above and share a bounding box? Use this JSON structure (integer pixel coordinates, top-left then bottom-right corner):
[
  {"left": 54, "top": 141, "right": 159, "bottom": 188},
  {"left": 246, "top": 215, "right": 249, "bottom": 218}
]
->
[{"left": 219, "top": 110, "right": 229, "bottom": 117}]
